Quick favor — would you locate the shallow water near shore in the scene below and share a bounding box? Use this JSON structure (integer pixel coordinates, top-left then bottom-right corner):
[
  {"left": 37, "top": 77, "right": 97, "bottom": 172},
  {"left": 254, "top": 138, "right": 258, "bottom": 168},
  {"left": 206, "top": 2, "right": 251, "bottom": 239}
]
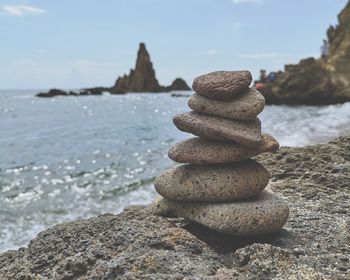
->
[{"left": 0, "top": 89, "right": 350, "bottom": 252}]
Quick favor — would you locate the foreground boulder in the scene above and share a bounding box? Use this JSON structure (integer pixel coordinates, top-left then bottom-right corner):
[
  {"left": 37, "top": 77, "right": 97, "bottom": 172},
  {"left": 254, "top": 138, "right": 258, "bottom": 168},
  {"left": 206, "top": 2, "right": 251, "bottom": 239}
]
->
[{"left": 0, "top": 136, "right": 349, "bottom": 279}]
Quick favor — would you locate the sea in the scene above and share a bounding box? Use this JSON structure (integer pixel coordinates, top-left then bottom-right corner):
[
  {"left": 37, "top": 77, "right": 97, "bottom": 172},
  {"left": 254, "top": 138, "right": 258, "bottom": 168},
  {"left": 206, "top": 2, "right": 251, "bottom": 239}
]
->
[{"left": 1, "top": 89, "right": 350, "bottom": 252}]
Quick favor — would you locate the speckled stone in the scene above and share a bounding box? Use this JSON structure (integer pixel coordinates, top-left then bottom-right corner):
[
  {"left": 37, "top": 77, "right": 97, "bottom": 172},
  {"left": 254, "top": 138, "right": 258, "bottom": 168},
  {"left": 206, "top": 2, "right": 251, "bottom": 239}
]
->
[
  {"left": 192, "top": 71, "right": 252, "bottom": 100},
  {"left": 168, "top": 134, "right": 279, "bottom": 165},
  {"left": 154, "top": 159, "right": 270, "bottom": 202},
  {"left": 173, "top": 111, "right": 262, "bottom": 147},
  {"left": 188, "top": 88, "right": 265, "bottom": 120},
  {"left": 151, "top": 191, "right": 289, "bottom": 235}
]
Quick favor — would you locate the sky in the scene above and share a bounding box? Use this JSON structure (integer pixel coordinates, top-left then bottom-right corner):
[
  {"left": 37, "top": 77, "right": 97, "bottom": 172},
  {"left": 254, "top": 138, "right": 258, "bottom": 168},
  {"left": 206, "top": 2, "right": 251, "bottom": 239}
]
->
[{"left": 0, "top": 0, "right": 348, "bottom": 89}]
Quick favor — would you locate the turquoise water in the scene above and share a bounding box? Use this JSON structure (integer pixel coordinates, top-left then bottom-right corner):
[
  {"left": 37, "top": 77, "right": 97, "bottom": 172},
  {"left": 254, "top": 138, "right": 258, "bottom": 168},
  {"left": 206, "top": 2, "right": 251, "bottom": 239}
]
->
[{"left": 1, "top": 90, "right": 350, "bottom": 252}]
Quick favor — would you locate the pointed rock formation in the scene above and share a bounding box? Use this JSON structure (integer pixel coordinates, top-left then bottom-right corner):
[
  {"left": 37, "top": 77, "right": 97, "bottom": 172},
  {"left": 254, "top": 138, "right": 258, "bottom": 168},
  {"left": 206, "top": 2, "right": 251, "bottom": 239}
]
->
[
  {"left": 113, "top": 43, "right": 190, "bottom": 93},
  {"left": 113, "top": 43, "right": 160, "bottom": 93}
]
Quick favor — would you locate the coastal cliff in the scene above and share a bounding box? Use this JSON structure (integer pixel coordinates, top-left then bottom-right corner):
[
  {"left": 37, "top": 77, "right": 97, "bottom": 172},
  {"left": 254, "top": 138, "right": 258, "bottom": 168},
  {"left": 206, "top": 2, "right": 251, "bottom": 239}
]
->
[
  {"left": 1, "top": 136, "right": 349, "bottom": 279},
  {"left": 260, "top": 1, "right": 350, "bottom": 105},
  {"left": 37, "top": 43, "right": 190, "bottom": 97}
]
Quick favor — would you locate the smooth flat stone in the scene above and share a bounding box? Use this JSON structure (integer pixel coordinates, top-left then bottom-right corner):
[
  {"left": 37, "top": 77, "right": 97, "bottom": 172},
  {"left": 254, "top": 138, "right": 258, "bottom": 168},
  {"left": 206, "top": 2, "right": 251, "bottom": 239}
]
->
[
  {"left": 173, "top": 111, "right": 262, "bottom": 148},
  {"left": 154, "top": 159, "right": 270, "bottom": 202},
  {"left": 151, "top": 191, "right": 289, "bottom": 235},
  {"left": 168, "top": 134, "right": 279, "bottom": 165},
  {"left": 188, "top": 88, "right": 265, "bottom": 120},
  {"left": 192, "top": 71, "right": 252, "bottom": 100}
]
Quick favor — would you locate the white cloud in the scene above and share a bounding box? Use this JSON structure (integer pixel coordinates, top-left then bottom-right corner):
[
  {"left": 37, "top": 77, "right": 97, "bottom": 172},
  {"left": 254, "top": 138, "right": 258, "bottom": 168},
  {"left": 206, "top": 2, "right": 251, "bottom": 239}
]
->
[
  {"left": 202, "top": 49, "right": 219, "bottom": 56},
  {"left": 2, "top": 4, "right": 46, "bottom": 16},
  {"left": 239, "top": 52, "right": 292, "bottom": 59},
  {"left": 233, "top": 0, "right": 264, "bottom": 5}
]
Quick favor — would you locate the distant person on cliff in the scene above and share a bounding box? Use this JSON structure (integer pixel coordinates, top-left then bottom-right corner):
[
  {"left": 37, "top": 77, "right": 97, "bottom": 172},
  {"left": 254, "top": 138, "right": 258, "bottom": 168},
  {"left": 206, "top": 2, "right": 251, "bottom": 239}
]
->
[
  {"left": 259, "top": 69, "right": 267, "bottom": 83},
  {"left": 321, "top": 39, "right": 330, "bottom": 63}
]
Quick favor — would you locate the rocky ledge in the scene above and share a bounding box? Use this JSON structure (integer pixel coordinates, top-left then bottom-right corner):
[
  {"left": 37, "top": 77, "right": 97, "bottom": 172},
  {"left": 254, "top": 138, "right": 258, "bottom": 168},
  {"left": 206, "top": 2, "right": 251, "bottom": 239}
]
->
[
  {"left": 0, "top": 136, "right": 349, "bottom": 279},
  {"left": 260, "top": 1, "right": 350, "bottom": 105}
]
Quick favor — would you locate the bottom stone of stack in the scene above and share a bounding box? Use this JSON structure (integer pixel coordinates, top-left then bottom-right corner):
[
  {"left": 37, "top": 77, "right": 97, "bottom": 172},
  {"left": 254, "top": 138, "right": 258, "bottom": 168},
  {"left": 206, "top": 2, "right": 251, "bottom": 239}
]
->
[{"left": 150, "top": 191, "right": 289, "bottom": 235}]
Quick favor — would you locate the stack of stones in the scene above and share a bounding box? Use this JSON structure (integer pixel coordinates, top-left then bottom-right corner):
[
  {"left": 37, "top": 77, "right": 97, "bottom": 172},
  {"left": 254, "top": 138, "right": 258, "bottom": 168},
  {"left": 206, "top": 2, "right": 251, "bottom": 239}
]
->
[{"left": 151, "top": 71, "right": 289, "bottom": 235}]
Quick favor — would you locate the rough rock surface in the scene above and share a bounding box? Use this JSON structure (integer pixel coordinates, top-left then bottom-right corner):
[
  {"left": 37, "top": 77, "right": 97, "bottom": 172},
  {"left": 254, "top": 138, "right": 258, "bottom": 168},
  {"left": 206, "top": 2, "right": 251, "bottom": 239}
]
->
[
  {"left": 152, "top": 191, "right": 289, "bottom": 235},
  {"left": 154, "top": 160, "right": 270, "bottom": 202},
  {"left": 168, "top": 134, "right": 279, "bottom": 165},
  {"left": 192, "top": 71, "right": 252, "bottom": 100},
  {"left": 260, "top": 1, "right": 350, "bottom": 105},
  {"left": 1, "top": 136, "right": 350, "bottom": 279},
  {"left": 188, "top": 88, "right": 265, "bottom": 120},
  {"left": 173, "top": 112, "right": 262, "bottom": 147}
]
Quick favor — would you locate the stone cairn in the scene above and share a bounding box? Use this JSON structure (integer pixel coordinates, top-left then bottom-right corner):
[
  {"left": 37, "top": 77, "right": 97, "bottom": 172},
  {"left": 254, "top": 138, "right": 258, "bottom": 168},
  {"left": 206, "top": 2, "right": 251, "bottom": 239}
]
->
[{"left": 151, "top": 71, "right": 289, "bottom": 235}]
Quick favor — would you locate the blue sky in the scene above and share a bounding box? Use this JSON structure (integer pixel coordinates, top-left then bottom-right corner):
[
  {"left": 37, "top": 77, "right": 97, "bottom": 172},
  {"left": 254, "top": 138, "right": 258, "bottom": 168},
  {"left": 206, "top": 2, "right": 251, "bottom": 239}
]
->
[{"left": 0, "top": 0, "right": 348, "bottom": 89}]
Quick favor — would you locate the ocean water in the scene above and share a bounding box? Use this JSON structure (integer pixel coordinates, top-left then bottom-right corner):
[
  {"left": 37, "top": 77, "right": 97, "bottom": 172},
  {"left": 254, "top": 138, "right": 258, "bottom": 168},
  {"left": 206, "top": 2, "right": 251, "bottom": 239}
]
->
[{"left": 1, "top": 89, "right": 350, "bottom": 252}]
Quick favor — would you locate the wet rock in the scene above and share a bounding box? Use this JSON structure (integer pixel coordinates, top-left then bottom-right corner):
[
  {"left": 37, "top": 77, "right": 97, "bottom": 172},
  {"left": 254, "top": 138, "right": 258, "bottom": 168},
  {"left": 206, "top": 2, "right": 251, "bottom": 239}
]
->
[
  {"left": 154, "top": 160, "right": 270, "bottom": 201},
  {"left": 173, "top": 111, "right": 262, "bottom": 147},
  {"left": 188, "top": 88, "right": 265, "bottom": 120},
  {"left": 168, "top": 134, "right": 279, "bottom": 164},
  {"left": 192, "top": 70, "right": 252, "bottom": 100},
  {"left": 151, "top": 191, "right": 289, "bottom": 235}
]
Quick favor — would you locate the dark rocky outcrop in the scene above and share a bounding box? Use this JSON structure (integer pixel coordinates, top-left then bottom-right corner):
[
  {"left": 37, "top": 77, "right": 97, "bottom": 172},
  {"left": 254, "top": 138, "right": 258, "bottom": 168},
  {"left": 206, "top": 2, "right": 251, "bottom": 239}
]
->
[
  {"left": 1, "top": 136, "right": 349, "bottom": 279},
  {"left": 37, "top": 43, "right": 190, "bottom": 97},
  {"left": 260, "top": 1, "right": 350, "bottom": 105},
  {"left": 37, "top": 89, "right": 74, "bottom": 97},
  {"left": 36, "top": 87, "right": 124, "bottom": 98},
  {"left": 165, "top": 78, "right": 191, "bottom": 91}
]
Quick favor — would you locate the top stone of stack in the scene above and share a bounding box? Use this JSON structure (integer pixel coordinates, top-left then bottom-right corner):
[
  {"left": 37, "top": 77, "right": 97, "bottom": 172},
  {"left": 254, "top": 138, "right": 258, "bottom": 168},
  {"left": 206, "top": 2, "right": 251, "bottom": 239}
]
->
[{"left": 192, "top": 70, "right": 252, "bottom": 100}]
